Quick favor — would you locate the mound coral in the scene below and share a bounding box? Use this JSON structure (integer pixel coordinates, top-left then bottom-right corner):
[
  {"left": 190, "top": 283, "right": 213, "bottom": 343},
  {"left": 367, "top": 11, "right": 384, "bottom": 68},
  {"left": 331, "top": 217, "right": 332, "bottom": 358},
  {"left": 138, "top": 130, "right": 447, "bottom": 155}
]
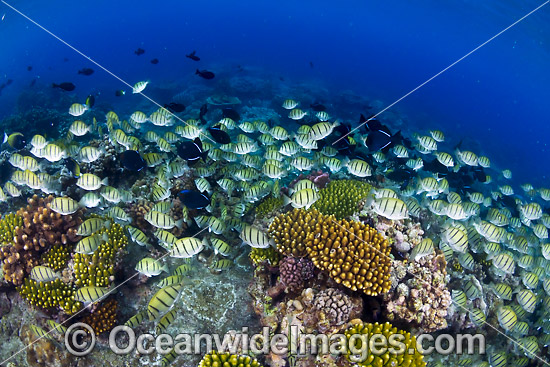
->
[
  {"left": 40, "top": 244, "right": 70, "bottom": 271},
  {"left": 312, "top": 179, "right": 371, "bottom": 219},
  {"left": 198, "top": 350, "right": 263, "bottom": 367},
  {"left": 0, "top": 195, "right": 81, "bottom": 286},
  {"left": 279, "top": 256, "right": 315, "bottom": 291},
  {"left": 306, "top": 217, "right": 392, "bottom": 296},
  {"left": 344, "top": 321, "right": 425, "bottom": 367},
  {"left": 313, "top": 288, "right": 353, "bottom": 326}
]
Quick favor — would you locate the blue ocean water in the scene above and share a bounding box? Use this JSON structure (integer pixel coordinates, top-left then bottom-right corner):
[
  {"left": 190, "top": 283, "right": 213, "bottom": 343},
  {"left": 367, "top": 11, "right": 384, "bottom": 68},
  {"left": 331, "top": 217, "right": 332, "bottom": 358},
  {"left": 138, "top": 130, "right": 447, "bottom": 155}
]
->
[{"left": 0, "top": 0, "right": 548, "bottom": 187}]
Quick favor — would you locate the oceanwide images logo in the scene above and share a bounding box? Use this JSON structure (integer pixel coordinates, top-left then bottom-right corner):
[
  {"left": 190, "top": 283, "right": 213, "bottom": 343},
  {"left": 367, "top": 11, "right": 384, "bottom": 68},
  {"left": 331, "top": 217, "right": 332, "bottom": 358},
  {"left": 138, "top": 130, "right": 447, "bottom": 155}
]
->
[{"left": 65, "top": 323, "right": 486, "bottom": 358}]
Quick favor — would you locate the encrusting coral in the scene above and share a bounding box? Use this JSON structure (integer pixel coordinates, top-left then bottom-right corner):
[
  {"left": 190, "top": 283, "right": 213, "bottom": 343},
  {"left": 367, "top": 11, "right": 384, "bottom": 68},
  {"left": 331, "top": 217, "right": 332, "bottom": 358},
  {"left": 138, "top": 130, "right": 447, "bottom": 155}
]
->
[{"left": 383, "top": 253, "right": 451, "bottom": 333}]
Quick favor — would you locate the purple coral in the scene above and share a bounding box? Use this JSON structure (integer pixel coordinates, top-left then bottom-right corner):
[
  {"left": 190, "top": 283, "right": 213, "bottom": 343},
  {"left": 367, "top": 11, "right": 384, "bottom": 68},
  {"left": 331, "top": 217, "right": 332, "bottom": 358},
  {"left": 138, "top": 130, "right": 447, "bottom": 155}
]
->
[{"left": 279, "top": 256, "right": 315, "bottom": 291}]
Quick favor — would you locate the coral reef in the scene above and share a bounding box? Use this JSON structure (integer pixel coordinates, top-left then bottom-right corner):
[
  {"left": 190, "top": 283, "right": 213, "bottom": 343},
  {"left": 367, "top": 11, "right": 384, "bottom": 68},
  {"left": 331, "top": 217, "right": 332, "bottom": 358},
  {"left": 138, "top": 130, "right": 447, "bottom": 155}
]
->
[
  {"left": 306, "top": 216, "right": 392, "bottom": 296},
  {"left": 255, "top": 196, "right": 284, "bottom": 219},
  {"left": 198, "top": 350, "right": 263, "bottom": 367},
  {"left": 312, "top": 179, "right": 371, "bottom": 219},
  {"left": 375, "top": 218, "right": 424, "bottom": 253},
  {"left": 40, "top": 244, "right": 70, "bottom": 271},
  {"left": 313, "top": 288, "right": 353, "bottom": 326},
  {"left": 289, "top": 170, "right": 331, "bottom": 190},
  {"left": 279, "top": 256, "right": 315, "bottom": 292},
  {"left": 127, "top": 199, "right": 154, "bottom": 233},
  {"left": 383, "top": 254, "right": 451, "bottom": 333},
  {"left": 81, "top": 298, "right": 118, "bottom": 335},
  {"left": 0, "top": 195, "right": 81, "bottom": 286},
  {"left": 20, "top": 324, "right": 73, "bottom": 367},
  {"left": 268, "top": 208, "right": 327, "bottom": 257},
  {"left": 18, "top": 278, "right": 81, "bottom": 314},
  {"left": 249, "top": 247, "right": 282, "bottom": 267},
  {"left": 344, "top": 320, "right": 426, "bottom": 367},
  {"left": 73, "top": 221, "right": 128, "bottom": 287}
]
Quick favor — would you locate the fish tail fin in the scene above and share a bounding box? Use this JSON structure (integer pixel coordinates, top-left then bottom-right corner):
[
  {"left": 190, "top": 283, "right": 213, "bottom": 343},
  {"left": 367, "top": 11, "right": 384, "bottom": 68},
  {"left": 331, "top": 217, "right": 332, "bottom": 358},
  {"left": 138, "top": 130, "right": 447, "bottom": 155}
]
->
[
  {"left": 282, "top": 194, "right": 291, "bottom": 207},
  {"left": 2, "top": 132, "right": 7, "bottom": 144},
  {"left": 101, "top": 177, "right": 109, "bottom": 186},
  {"left": 195, "top": 69, "right": 200, "bottom": 75}
]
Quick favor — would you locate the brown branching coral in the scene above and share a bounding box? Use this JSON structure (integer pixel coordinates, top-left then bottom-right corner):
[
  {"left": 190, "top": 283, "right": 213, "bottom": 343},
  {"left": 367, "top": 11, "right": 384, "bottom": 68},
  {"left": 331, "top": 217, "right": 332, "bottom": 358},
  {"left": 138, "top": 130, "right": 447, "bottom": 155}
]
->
[
  {"left": 127, "top": 199, "right": 154, "bottom": 233},
  {"left": 0, "top": 195, "right": 82, "bottom": 285},
  {"left": 81, "top": 298, "right": 118, "bottom": 335}
]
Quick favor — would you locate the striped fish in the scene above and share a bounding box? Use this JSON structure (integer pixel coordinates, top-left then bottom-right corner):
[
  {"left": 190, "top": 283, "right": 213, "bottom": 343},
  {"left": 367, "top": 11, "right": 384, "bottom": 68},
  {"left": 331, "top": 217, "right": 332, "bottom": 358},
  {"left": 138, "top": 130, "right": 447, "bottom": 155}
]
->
[
  {"left": 285, "top": 188, "right": 319, "bottom": 209},
  {"left": 30, "top": 266, "right": 59, "bottom": 282},
  {"left": 136, "top": 257, "right": 168, "bottom": 277},
  {"left": 50, "top": 197, "right": 79, "bottom": 215},
  {"left": 125, "top": 310, "right": 147, "bottom": 328},
  {"left": 409, "top": 238, "right": 434, "bottom": 261},
  {"left": 346, "top": 159, "right": 372, "bottom": 177},
  {"left": 240, "top": 224, "right": 272, "bottom": 249},
  {"left": 372, "top": 197, "right": 408, "bottom": 220},
  {"left": 145, "top": 211, "right": 178, "bottom": 229},
  {"left": 127, "top": 226, "right": 150, "bottom": 247},
  {"left": 308, "top": 122, "right": 337, "bottom": 140},
  {"left": 173, "top": 264, "right": 192, "bottom": 276},
  {"left": 491, "top": 253, "right": 516, "bottom": 274},
  {"left": 516, "top": 289, "right": 537, "bottom": 313},
  {"left": 156, "top": 308, "right": 178, "bottom": 334},
  {"left": 74, "top": 286, "right": 113, "bottom": 305},
  {"left": 444, "top": 226, "right": 468, "bottom": 253},
  {"left": 147, "top": 285, "right": 182, "bottom": 320},
  {"left": 77, "top": 218, "right": 109, "bottom": 236},
  {"left": 75, "top": 233, "right": 108, "bottom": 254},
  {"left": 497, "top": 306, "right": 517, "bottom": 331},
  {"left": 169, "top": 237, "right": 207, "bottom": 258},
  {"left": 157, "top": 275, "right": 184, "bottom": 288}
]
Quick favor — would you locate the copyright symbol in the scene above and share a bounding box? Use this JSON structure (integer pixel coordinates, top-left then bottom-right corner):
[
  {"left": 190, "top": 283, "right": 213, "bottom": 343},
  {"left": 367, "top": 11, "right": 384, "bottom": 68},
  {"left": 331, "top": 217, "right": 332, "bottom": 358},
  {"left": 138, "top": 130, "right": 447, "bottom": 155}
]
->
[{"left": 65, "top": 322, "right": 96, "bottom": 356}]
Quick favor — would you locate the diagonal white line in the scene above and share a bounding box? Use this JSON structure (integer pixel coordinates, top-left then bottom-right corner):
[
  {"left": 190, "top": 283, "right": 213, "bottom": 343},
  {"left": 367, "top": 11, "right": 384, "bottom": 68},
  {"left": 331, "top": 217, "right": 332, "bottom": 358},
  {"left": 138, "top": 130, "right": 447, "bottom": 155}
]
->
[
  {"left": 0, "top": 0, "right": 216, "bottom": 145},
  {"left": 332, "top": 0, "right": 550, "bottom": 146}
]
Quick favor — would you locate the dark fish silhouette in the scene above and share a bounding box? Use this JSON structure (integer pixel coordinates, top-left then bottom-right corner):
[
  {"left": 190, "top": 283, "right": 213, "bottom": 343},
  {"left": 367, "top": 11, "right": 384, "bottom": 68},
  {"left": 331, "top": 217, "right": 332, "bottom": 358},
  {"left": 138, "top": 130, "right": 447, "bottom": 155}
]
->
[
  {"left": 178, "top": 190, "right": 210, "bottom": 209},
  {"left": 3, "top": 132, "right": 26, "bottom": 150},
  {"left": 196, "top": 69, "right": 215, "bottom": 79},
  {"left": 85, "top": 94, "right": 95, "bottom": 109},
  {"left": 64, "top": 158, "right": 81, "bottom": 178},
  {"left": 309, "top": 61, "right": 314, "bottom": 68},
  {"left": 52, "top": 82, "right": 75, "bottom": 91},
  {"left": 222, "top": 107, "right": 240, "bottom": 121},
  {"left": 199, "top": 103, "right": 208, "bottom": 124},
  {"left": 29, "top": 79, "right": 37, "bottom": 87},
  {"left": 78, "top": 68, "right": 94, "bottom": 76},
  {"left": 310, "top": 102, "right": 326, "bottom": 112},
  {"left": 150, "top": 58, "right": 159, "bottom": 64},
  {"left": 186, "top": 50, "right": 200, "bottom": 61},
  {"left": 164, "top": 102, "right": 185, "bottom": 113},
  {"left": 27, "top": 65, "right": 32, "bottom": 71},
  {"left": 120, "top": 150, "right": 145, "bottom": 171},
  {"left": 177, "top": 137, "right": 207, "bottom": 163},
  {"left": 208, "top": 125, "right": 231, "bottom": 144},
  {"left": 134, "top": 48, "right": 145, "bottom": 56}
]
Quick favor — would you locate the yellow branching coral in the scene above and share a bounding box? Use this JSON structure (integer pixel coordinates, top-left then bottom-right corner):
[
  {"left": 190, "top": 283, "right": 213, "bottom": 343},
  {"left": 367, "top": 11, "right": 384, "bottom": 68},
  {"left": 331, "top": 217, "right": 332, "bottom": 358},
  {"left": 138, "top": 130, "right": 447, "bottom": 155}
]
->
[
  {"left": 0, "top": 213, "right": 22, "bottom": 245},
  {"left": 18, "top": 278, "right": 82, "bottom": 314},
  {"left": 306, "top": 217, "right": 391, "bottom": 296},
  {"left": 198, "top": 351, "right": 262, "bottom": 367},
  {"left": 312, "top": 179, "right": 372, "bottom": 219},
  {"left": 344, "top": 321, "right": 425, "bottom": 367},
  {"left": 255, "top": 196, "right": 284, "bottom": 219},
  {"left": 268, "top": 208, "right": 328, "bottom": 257},
  {"left": 250, "top": 247, "right": 282, "bottom": 266},
  {"left": 41, "top": 244, "right": 70, "bottom": 271},
  {"left": 74, "top": 221, "right": 128, "bottom": 287}
]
